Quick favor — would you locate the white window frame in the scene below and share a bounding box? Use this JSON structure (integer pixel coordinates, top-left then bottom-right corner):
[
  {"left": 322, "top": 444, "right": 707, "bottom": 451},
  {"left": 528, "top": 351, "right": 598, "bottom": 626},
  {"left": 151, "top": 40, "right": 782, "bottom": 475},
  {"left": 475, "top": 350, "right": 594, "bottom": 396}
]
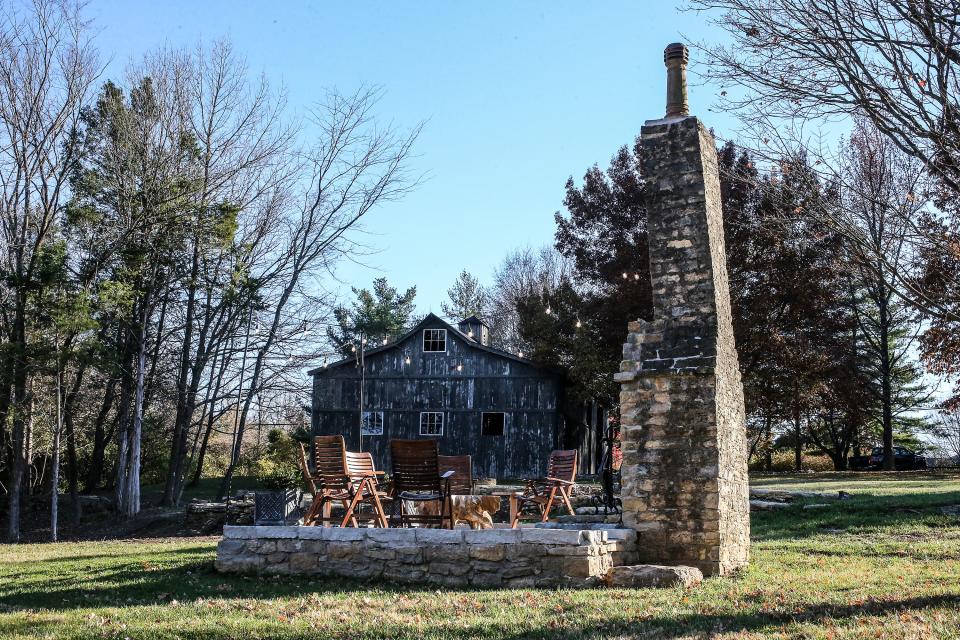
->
[
  {"left": 481, "top": 412, "right": 506, "bottom": 437},
  {"left": 419, "top": 411, "right": 444, "bottom": 436},
  {"left": 361, "top": 410, "right": 384, "bottom": 436},
  {"left": 422, "top": 328, "right": 447, "bottom": 353}
]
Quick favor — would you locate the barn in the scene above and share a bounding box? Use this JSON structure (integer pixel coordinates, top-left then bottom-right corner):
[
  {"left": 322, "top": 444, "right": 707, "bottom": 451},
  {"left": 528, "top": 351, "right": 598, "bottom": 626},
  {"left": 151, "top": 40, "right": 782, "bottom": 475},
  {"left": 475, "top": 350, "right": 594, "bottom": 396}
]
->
[{"left": 309, "top": 313, "right": 567, "bottom": 479}]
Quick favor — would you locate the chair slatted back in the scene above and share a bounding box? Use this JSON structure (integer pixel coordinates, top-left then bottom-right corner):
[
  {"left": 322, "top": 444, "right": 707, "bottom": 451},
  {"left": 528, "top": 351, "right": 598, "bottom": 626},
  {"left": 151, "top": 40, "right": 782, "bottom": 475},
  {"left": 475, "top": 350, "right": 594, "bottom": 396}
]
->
[
  {"left": 390, "top": 439, "right": 442, "bottom": 494},
  {"left": 346, "top": 451, "right": 378, "bottom": 483},
  {"left": 313, "top": 435, "right": 350, "bottom": 492},
  {"left": 297, "top": 442, "right": 317, "bottom": 495},
  {"left": 546, "top": 449, "right": 578, "bottom": 483},
  {"left": 438, "top": 455, "right": 473, "bottom": 495}
]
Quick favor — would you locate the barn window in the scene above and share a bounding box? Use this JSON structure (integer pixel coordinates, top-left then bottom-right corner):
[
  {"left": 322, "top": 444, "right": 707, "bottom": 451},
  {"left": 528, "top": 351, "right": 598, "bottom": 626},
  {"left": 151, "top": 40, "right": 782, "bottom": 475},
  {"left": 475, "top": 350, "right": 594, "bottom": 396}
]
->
[
  {"left": 361, "top": 411, "right": 384, "bottom": 436},
  {"left": 423, "top": 328, "right": 447, "bottom": 352},
  {"left": 481, "top": 412, "right": 505, "bottom": 436},
  {"left": 420, "top": 411, "right": 444, "bottom": 436}
]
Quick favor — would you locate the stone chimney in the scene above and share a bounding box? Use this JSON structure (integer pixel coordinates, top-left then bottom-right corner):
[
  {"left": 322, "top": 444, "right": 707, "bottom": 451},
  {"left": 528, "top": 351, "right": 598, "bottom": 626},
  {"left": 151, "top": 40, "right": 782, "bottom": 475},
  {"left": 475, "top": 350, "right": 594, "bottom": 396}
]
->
[{"left": 615, "top": 43, "right": 750, "bottom": 576}]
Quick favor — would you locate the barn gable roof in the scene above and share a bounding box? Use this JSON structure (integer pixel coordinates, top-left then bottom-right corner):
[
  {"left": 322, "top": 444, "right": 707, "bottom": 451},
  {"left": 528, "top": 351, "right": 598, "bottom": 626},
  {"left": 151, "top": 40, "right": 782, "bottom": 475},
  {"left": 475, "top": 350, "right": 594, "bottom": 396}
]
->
[{"left": 308, "top": 312, "right": 554, "bottom": 376}]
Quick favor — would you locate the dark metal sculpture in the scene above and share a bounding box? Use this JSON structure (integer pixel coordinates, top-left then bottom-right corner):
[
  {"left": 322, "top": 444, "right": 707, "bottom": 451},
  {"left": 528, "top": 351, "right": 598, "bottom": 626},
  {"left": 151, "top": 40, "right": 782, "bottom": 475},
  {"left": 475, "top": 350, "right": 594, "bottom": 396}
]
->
[{"left": 592, "top": 425, "right": 622, "bottom": 518}]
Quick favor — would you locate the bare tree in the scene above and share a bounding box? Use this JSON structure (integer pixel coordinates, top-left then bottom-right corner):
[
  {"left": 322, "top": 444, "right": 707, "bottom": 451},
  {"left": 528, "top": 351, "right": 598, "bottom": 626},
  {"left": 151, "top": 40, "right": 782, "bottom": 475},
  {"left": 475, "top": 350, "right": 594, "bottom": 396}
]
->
[
  {"left": 486, "top": 246, "right": 570, "bottom": 352},
  {"left": 0, "top": 0, "right": 99, "bottom": 541},
  {"left": 689, "top": 0, "right": 960, "bottom": 191},
  {"left": 217, "top": 88, "right": 421, "bottom": 498},
  {"left": 933, "top": 407, "right": 960, "bottom": 462},
  {"left": 690, "top": 0, "right": 960, "bottom": 324}
]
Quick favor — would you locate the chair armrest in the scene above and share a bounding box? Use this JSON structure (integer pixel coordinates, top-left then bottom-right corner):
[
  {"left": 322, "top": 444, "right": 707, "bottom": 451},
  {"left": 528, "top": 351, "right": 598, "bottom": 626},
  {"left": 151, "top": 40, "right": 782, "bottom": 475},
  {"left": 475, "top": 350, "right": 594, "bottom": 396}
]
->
[
  {"left": 544, "top": 477, "right": 575, "bottom": 486},
  {"left": 347, "top": 472, "right": 378, "bottom": 479},
  {"left": 440, "top": 470, "right": 456, "bottom": 479}
]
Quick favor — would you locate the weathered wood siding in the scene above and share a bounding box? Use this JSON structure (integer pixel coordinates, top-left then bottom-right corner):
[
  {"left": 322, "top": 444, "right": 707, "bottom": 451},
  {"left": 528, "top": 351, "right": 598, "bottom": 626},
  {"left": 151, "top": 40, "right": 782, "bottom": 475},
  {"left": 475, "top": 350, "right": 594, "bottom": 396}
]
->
[{"left": 311, "top": 318, "right": 563, "bottom": 479}]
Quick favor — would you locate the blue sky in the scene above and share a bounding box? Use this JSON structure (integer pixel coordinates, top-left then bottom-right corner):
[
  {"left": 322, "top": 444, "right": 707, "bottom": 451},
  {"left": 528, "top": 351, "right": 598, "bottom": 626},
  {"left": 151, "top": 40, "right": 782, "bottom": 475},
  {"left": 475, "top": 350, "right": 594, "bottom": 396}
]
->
[{"left": 90, "top": 1, "right": 735, "bottom": 313}]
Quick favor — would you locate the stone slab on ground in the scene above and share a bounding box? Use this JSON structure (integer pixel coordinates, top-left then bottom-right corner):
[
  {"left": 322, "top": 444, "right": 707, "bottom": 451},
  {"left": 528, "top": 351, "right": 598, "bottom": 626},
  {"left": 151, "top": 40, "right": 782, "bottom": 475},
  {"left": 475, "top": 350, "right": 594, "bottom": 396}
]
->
[
  {"left": 749, "top": 488, "right": 850, "bottom": 502},
  {"left": 607, "top": 564, "right": 703, "bottom": 588},
  {"left": 750, "top": 500, "right": 792, "bottom": 511}
]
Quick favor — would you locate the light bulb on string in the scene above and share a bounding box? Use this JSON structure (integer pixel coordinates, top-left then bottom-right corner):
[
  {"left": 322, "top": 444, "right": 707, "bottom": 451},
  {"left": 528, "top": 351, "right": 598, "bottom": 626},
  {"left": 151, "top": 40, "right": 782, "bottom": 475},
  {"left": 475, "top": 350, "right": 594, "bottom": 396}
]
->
[
  {"left": 622, "top": 272, "right": 627, "bottom": 279},
  {"left": 518, "top": 350, "right": 524, "bottom": 358},
  {"left": 546, "top": 306, "right": 552, "bottom": 315},
  {"left": 404, "top": 355, "right": 411, "bottom": 365},
  {"left": 633, "top": 273, "right": 640, "bottom": 280},
  {"left": 576, "top": 319, "right": 582, "bottom": 328},
  {"left": 382, "top": 338, "right": 388, "bottom": 345},
  {"left": 350, "top": 345, "right": 356, "bottom": 353}
]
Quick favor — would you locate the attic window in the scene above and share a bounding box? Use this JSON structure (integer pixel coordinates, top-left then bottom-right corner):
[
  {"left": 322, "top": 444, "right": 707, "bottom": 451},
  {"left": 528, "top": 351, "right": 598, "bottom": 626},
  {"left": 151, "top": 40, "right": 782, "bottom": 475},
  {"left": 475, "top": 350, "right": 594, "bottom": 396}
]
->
[
  {"left": 481, "top": 412, "right": 505, "bottom": 437},
  {"left": 423, "top": 328, "right": 447, "bottom": 352}
]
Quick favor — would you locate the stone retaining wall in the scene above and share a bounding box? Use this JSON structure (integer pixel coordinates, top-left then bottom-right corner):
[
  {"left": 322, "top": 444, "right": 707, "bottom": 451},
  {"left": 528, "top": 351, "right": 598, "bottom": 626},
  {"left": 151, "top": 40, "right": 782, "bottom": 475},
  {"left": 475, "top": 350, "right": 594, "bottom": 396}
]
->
[{"left": 216, "top": 525, "right": 637, "bottom": 588}]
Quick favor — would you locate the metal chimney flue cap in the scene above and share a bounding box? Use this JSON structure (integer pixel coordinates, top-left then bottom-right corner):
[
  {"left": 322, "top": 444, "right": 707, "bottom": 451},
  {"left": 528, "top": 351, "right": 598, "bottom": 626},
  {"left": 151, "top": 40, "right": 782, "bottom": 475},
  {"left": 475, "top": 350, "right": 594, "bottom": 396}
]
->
[{"left": 664, "top": 43, "right": 688, "bottom": 65}]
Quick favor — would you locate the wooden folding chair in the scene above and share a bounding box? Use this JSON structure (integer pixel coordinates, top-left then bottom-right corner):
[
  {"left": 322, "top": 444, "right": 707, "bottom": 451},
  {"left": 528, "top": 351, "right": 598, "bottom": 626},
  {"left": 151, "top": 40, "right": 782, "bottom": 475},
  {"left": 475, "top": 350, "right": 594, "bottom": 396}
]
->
[
  {"left": 512, "top": 449, "right": 578, "bottom": 528},
  {"left": 297, "top": 442, "right": 324, "bottom": 526},
  {"left": 312, "top": 435, "right": 359, "bottom": 527},
  {"left": 389, "top": 439, "right": 455, "bottom": 529},
  {"left": 438, "top": 455, "right": 473, "bottom": 495},
  {"left": 343, "top": 451, "right": 390, "bottom": 528}
]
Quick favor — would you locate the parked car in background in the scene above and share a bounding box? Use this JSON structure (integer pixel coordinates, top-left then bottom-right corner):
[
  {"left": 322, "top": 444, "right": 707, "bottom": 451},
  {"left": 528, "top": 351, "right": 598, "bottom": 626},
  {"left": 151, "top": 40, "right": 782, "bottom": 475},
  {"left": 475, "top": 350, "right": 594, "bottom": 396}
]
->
[{"left": 868, "top": 446, "right": 927, "bottom": 470}]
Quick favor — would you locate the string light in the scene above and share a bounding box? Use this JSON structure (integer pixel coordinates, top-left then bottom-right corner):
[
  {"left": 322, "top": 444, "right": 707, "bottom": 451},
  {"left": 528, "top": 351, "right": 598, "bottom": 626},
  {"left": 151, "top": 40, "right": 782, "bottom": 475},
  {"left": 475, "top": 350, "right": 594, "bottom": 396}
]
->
[
  {"left": 350, "top": 345, "right": 356, "bottom": 353},
  {"left": 404, "top": 356, "right": 411, "bottom": 365},
  {"left": 546, "top": 306, "right": 552, "bottom": 315},
  {"left": 468, "top": 330, "right": 474, "bottom": 338},
  {"left": 456, "top": 362, "right": 463, "bottom": 372},
  {"left": 518, "top": 350, "right": 524, "bottom": 358},
  {"left": 382, "top": 338, "right": 388, "bottom": 345},
  {"left": 362, "top": 338, "right": 368, "bottom": 345},
  {"left": 576, "top": 319, "right": 582, "bottom": 328},
  {"left": 633, "top": 273, "right": 640, "bottom": 280}
]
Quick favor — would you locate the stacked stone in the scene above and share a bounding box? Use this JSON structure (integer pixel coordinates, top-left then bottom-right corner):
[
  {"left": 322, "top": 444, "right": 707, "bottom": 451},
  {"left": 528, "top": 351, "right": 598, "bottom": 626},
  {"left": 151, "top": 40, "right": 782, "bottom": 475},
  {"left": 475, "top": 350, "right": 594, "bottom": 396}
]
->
[
  {"left": 215, "top": 525, "right": 637, "bottom": 588},
  {"left": 615, "top": 48, "right": 750, "bottom": 576}
]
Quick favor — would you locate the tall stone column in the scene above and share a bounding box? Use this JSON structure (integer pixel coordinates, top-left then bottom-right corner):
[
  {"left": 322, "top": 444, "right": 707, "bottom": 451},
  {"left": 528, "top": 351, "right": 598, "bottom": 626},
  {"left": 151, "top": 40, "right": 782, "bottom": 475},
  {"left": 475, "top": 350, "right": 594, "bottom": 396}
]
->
[{"left": 615, "top": 43, "right": 749, "bottom": 576}]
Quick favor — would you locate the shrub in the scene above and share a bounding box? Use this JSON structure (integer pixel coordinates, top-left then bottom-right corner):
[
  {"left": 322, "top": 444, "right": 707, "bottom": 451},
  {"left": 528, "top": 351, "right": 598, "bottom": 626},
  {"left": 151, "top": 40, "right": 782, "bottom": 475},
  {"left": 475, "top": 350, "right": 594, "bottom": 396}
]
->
[
  {"left": 750, "top": 451, "right": 838, "bottom": 472},
  {"left": 253, "top": 428, "right": 301, "bottom": 491}
]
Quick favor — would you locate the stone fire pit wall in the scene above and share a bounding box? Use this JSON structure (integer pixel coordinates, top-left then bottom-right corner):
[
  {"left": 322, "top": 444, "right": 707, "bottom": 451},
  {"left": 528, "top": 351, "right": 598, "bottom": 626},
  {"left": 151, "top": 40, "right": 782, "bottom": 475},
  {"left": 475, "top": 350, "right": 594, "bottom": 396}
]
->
[{"left": 216, "top": 525, "right": 637, "bottom": 587}]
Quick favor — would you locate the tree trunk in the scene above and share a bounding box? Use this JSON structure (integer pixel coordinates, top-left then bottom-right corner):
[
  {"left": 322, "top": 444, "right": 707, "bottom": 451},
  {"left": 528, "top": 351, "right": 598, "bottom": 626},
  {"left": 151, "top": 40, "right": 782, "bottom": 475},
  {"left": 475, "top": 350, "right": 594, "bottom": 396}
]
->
[
  {"left": 123, "top": 335, "right": 147, "bottom": 518},
  {"left": 879, "top": 292, "right": 895, "bottom": 471},
  {"left": 51, "top": 357, "right": 62, "bottom": 542},
  {"left": 163, "top": 241, "right": 201, "bottom": 507},
  {"left": 7, "top": 308, "right": 28, "bottom": 543},
  {"left": 84, "top": 380, "right": 117, "bottom": 493},
  {"left": 793, "top": 394, "right": 802, "bottom": 473}
]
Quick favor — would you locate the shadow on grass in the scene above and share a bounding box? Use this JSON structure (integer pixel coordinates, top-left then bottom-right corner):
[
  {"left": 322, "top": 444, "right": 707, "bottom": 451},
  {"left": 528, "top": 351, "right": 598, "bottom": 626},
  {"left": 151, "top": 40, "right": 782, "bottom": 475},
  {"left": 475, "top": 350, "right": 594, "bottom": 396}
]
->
[
  {"left": 750, "top": 470, "right": 960, "bottom": 485},
  {"left": 3, "top": 590, "right": 960, "bottom": 639}
]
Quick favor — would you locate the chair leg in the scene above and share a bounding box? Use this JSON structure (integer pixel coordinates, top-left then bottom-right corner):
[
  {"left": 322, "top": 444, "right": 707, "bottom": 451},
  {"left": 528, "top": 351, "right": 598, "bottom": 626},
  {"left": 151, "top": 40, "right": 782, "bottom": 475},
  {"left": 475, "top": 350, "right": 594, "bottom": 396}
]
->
[
  {"left": 321, "top": 498, "right": 332, "bottom": 527},
  {"left": 369, "top": 487, "right": 388, "bottom": 528},
  {"left": 340, "top": 495, "right": 362, "bottom": 528},
  {"left": 509, "top": 495, "right": 520, "bottom": 529},
  {"left": 303, "top": 496, "right": 322, "bottom": 525},
  {"left": 541, "top": 487, "right": 558, "bottom": 522},
  {"left": 442, "top": 494, "right": 454, "bottom": 530},
  {"left": 559, "top": 487, "right": 575, "bottom": 516}
]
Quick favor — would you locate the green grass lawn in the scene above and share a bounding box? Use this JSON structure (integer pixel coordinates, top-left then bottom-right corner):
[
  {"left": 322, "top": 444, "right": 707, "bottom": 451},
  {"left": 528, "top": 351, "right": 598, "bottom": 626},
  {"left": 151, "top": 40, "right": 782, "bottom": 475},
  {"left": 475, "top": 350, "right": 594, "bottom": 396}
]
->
[{"left": 3, "top": 473, "right": 960, "bottom": 639}]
